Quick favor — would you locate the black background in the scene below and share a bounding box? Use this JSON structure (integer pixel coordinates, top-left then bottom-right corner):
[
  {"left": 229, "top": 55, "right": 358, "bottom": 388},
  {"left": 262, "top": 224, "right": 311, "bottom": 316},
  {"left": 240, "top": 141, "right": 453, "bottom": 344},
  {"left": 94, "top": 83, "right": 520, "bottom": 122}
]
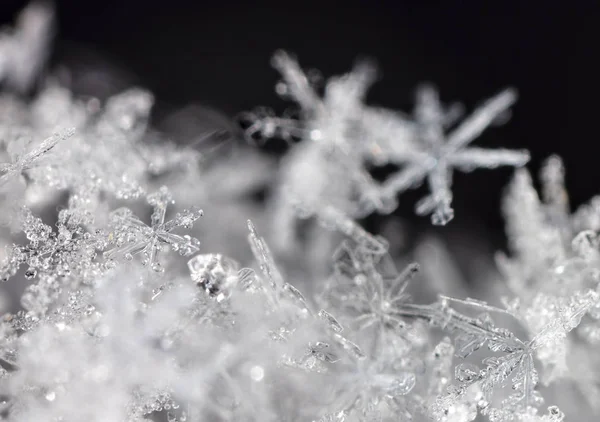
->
[{"left": 1, "top": 0, "right": 598, "bottom": 250}]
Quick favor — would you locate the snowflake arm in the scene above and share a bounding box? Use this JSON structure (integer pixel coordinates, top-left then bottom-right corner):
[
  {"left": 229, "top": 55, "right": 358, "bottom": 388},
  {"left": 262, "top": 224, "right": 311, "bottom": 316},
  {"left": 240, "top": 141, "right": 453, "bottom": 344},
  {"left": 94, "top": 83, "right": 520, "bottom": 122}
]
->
[
  {"left": 247, "top": 219, "right": 284, "bottom": 292},
  {"left": 317, "top": 206, "right": 388, "bottom": 255},
  {"left": 449, "top": 147, "right": 530, "bottom": 171},
  {"left": 380, "top": 163, "right": 429, "bottom": 198},
  {"left": 0, "top": 128, "right": 74, "bottom": 187},
  {"left": 414, "top": 160, "right": 454, "bottom": 224},
  {"left": 271, "top": 50, "right": 322, "bottom": 112},
  {"left": 539, "top": 155, "right": 570, "bottom": 221},
  {"left": 380, "top": 87, "right": 529, "bottom": 225},
  {"left": 444, "top": 88, "right": 517, "bottom": 152}
]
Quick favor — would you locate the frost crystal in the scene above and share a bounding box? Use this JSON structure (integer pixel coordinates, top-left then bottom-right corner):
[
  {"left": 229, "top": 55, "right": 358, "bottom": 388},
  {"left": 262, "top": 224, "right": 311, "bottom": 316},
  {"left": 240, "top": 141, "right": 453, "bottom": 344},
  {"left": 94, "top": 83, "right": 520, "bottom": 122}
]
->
[
  {"left": 380, "top": 86, "right": 530, "bottom": 225},
  {"left": 104, "top": 187, "right": 203, "bottom": 272},
  {"left": 0, "top": 128, "right": 74, "bottom": 188}
]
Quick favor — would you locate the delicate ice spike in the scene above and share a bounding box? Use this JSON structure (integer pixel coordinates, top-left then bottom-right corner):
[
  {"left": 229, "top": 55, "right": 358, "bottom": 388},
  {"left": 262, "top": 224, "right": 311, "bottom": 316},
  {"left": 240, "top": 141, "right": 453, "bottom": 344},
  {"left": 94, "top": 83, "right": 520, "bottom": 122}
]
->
[
  {"left": 318, "top": 310, "right": 344, "bottom": 333},
  {"left": 418, "top": 160, "right": 454, "bottom": 225},
  {"left": 445, "top": 88, "right": 518, "bottom": 152},
  {"left": 147, "top": 186, "right": 173, "bottom": 227},
  {"left": 388, "top": 262, "right": 419, "bottom": 302},
  {"left": 540, "top": 154, "right": 570, "bottom": 213},
  {"left": 352, "top": 166, "right": 398, "bottom": 215},
  {"left": 443, "top": 102, "right": 465, "bottom": 128},
  {"left": 283, "top": 283, "right": 311, "bottom": 313},
  {"left": 317, "top": 206, "right": 388, "bottom": 255},
  {"left": 415, "top": 194, "right": 454, "bottom": 226},
  {"left": 0, "top": 128, "right": 75, "bottom": 186},
  {"left": 103, "top": 236, "right": 147, "bottom": 261},
  {"left": 415, "top": 84, "right": 445, "bottom": 149},
  {"left": 237, "top": 268, "right": 258, "bottom": 290},
  {"left": 449, "top": 147, "right": 531, "bottom": 171},
  {"left": 380, "top": 164, "right": 429, "bottom": 199},
  {"left": 332, "top": 333, "right": 365, "bottom": 360},
  {"left": 438, "top": 295, "right": 514, "bottom": 315},
  {"left": 520, "top": 352, "right": 537, "bottom": 409},
  {"left": 247, "top": 220, "right": 283, "bottom": 290},
  {"left": 22, "top": 128, "right": 75, "bottom": 165},
  {"left": 331, "top": 58, "right": 378, "bottom": 103},
  {"left": 309, "top": 342, "right": 340, "bottom": 364},
  {"left": 271, "top": 50, "right": 321, "bottom": 111}
]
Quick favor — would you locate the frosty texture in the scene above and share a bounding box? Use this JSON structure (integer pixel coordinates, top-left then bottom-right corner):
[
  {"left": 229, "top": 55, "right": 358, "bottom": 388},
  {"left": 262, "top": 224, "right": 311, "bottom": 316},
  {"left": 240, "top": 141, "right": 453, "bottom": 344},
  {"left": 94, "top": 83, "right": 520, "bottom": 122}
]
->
[{"left": 0, "top": 3, "right": 596, "bottom": 422}]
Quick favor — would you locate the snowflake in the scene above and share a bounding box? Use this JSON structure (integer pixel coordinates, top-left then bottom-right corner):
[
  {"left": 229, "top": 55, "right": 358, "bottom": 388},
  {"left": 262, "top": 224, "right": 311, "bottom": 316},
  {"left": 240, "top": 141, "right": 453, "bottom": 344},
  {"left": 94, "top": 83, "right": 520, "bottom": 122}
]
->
[
  {"left": 104, "top": 186, "right": 203, "bottom": 272},
  {"left": 241, "top": 51, "right": 395, "bottom": 254},
  {"left": 322, "top": 239, "right": 421, "bottom": 350},
  {"left": 378, "top": 85, "right": 530, "bottom": 225},
  {"left": 426, "top": 289, "right": 597, "bottom": 421},
  {"left": 267, "top": 50, "right": 390, "bottom": 213}
]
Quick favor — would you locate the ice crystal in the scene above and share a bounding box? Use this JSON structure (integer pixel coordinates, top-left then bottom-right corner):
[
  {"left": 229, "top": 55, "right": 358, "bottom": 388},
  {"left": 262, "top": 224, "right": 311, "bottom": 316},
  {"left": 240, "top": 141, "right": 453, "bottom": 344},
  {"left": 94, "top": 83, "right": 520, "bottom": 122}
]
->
[
  {"left": 379, "top": 86, "right": 530, "bottom": 225},
  {"left": 322, "top": 240, "right": 421, "bottom": 352},
  {"left": 421, "top": 288, "right": 598, "bottom": 421},
  {"left": 0, "top": 128, "right": 74, "bottom": 188},
  {"left": 104, "top": 187, "right": 203, "bottom": 272}
]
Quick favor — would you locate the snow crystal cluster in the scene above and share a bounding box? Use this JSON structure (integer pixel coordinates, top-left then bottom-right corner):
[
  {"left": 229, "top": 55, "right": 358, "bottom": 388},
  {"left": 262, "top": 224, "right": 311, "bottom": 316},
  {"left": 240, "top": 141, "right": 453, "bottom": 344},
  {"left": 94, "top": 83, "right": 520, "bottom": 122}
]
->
[{"left": 0, "top": 3, "right": 596, "bottom": 422}]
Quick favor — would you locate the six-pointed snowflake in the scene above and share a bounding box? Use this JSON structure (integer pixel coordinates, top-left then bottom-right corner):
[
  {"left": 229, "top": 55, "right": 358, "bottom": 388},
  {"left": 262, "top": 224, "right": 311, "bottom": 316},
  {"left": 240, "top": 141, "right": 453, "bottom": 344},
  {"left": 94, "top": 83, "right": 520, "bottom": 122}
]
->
[{"left": 104, "top": 186, "right": 203, "bottom": 272}]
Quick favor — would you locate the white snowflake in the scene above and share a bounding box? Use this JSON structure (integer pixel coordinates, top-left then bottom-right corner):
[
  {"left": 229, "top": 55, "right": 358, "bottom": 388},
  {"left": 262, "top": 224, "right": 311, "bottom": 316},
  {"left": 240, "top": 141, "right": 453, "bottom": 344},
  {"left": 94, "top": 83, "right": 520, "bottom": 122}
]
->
[
  {"left": 378, "top": 85, "right": 530, "bottom": 225},
  {"left": 104, "top": 187, "right": 203, "bottom": 272}
]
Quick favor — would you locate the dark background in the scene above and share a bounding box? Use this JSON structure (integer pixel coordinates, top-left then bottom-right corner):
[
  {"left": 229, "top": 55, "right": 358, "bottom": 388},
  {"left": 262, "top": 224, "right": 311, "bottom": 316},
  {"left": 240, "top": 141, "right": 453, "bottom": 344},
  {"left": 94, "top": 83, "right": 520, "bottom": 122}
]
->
[{"left": 1, "top": 0, "right": 598, "bottom": 250}]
